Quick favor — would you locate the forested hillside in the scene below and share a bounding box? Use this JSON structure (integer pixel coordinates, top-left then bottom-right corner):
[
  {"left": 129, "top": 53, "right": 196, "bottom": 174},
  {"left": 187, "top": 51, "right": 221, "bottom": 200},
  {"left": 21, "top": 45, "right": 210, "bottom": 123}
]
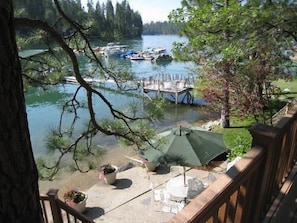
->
[
  {"left": 143, "top": 21, "right": 182, "bottom": 35},
  {"left": 14, "top": 0, "right": 180, "bottom": 42},
  {"left": 14, "top": 0, "right": 143, "bottom": 41}
]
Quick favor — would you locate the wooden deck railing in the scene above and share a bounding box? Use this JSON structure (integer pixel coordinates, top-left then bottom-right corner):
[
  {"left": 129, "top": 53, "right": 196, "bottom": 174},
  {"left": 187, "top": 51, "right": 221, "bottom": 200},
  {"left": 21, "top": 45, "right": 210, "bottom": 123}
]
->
[
  {"left": 271, "top": 101, "right": 291, "bottom": 126},
  {"left": 40, "top": 189, "right": 94, "bottom": 223},
  {"left": 169, "top": 104, "right": 297, "bottom": 223}
]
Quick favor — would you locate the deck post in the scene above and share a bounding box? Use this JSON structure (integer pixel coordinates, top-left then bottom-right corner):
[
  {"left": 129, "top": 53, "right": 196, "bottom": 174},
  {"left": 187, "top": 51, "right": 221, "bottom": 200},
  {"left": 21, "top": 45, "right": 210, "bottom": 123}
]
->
[
  {"left": 249, "top": 123, "right": 284, "bottom": 221},
  {"left": 47, "top": 189, "right": 63, "bottom": 223}
]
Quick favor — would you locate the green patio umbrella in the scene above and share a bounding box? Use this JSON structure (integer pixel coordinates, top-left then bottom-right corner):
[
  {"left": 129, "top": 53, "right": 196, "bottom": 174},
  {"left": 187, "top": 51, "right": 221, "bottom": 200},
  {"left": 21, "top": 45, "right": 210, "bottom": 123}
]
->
[
  {"left": 140, "top": 126, "right": 227, "bottom": 185},
  {"left": 141, "top": 126, "right": 227, "bottom": 166}
]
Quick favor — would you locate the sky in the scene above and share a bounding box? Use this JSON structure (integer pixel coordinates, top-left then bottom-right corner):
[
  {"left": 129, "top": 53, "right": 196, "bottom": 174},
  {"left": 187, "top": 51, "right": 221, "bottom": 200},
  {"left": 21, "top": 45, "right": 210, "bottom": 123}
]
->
[{"left": 81, "top": 0, "right": 182, "bottom": 23}]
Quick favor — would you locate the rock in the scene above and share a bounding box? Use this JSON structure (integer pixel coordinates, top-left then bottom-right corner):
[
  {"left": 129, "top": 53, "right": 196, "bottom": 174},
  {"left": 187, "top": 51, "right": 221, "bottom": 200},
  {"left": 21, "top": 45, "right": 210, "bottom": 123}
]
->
[{"left": 202, "top": 119, "right": 221, "bottom": 131}]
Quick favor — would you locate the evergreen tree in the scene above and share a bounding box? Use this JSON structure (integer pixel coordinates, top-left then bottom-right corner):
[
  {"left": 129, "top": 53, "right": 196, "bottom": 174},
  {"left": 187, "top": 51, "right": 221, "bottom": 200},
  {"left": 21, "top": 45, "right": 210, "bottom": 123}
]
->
[
  {"left": 105, "top": 0, "right": 115, "bottom": 39},
  {"left": 143, "top": 21, "right": 182, "bottom": 35},
  {"left": 131, "top": 11, "right": 143, "bottom": 37},
  {"left": 14, "top": 0, "right": 144, "bottom": 41},
  {"left": 170, "top": 0, "right": 297, "bottom": 125}
]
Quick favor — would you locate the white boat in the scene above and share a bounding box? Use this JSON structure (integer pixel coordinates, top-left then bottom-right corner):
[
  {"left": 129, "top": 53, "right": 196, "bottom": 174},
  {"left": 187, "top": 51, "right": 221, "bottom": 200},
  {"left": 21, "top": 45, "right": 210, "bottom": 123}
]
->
[
  {"left": 153, "top": 47, "right": 166, "bottom": 54},
  {"left": 142, "top": 46, "right": 172, "bottom": 61},
  {"left": 129, "top": 54, "right": 144, "bottom": 61},
  {"left": 104, "top": 42, "right": 128, "bottom": 57},
  {"left": 143, "top": 52, "right": 154, "bottom": 61}
]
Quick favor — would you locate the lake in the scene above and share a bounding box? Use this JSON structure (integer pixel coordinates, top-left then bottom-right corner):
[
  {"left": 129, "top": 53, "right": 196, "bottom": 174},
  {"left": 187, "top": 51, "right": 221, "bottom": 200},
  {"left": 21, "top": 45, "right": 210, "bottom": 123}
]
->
[{"left": 25, "top": 35, "right": 216, "bottom": 158}]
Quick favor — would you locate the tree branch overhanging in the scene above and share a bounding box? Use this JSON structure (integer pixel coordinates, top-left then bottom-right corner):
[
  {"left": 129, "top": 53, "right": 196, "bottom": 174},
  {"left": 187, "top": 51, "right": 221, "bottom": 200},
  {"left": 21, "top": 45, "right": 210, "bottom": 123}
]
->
[{"left": 15, "top": 11, "right": 162, "bottom": 179}]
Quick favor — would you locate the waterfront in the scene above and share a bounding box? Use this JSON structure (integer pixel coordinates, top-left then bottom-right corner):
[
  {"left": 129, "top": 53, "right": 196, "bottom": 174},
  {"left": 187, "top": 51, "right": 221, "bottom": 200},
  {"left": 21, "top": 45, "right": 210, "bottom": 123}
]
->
[{"left": 26, "top": 35, "right": 217, "bottom": 158}]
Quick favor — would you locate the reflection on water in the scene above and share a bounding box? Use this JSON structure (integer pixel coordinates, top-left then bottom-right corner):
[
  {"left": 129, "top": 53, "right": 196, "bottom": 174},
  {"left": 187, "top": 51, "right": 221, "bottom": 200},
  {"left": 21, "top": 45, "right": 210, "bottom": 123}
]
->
[{"left": 26, "top": 35, "right": 216, "bottom": 158}]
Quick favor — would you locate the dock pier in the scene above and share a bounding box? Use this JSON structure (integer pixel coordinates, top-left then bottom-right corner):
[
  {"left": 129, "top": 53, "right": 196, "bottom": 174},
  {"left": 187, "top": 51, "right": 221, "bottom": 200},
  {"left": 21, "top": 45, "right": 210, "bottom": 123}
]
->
[
  {"left": 64, "top": 74, "right": 197, "bottom": 105},
  {"left": 142, "top": 74, "right": 196, "bottom": 104}
]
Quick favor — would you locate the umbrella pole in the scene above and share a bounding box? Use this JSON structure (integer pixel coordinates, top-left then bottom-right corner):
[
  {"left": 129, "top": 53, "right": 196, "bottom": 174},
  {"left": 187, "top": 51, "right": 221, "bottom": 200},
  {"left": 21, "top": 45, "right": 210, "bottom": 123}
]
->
[{"left": 183, "top": 166, "right": 187, "bottom": 187}]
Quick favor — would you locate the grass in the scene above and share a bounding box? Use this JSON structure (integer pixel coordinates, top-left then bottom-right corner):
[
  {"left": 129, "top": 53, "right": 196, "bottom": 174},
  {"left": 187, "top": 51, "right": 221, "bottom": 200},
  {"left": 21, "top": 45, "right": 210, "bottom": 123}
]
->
[
  {"left": 272, "top": 77, "right": 297, "bottom": 101},
  {"left": 273, "top": 78, "right": 297, "bottom": 92},
  {"left": 214, "top": 116, "right": 254, "bottom": 161},
  {"left": 213, "top": 77, "right": 297, "bottom": 160}
]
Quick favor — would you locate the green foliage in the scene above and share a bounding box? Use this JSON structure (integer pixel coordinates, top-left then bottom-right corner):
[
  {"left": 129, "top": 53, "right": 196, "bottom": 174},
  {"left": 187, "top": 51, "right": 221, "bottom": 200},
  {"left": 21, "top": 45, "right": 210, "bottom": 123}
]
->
[
  {"left": 227, "top": 136, "right": 252, "bottom": 161},
  {"left": 214, "top": 115, "right": 253, "bottom": 161},
  {"left": 273, "top": 78, "right": 297, "bottom": 100},
  {"left": 46, "top": 133, "right": 71, "bottom": 152},
  {"left": 14, "top": 0, "right": 143, "bottom": 41},
  {"left": 36, "top": 158, "right": 47, "bottom": 178},
  {"left": 14, "top": 0, "right": 170, "bottom": 181},
  {"left": 170, "top": 0, "right": 297, "bottom": 125},
  {"left": 99, "top": 117, "right": 157, "bottom": 149},
  {"left": 143, "top": 21, "right": 182, "bottom": 35},
  {"left": 274, "top": 78, "right": 297, "bottom": 92},
  {"left": 144, "top": 98, "right": 167, "bottom": 121},
  {"left": 36, "top": 129, "right": 105, "bottom": 180},
  {"left": 20, "top": 50, "right": 69, "bottom": 89},
  {"left": 63, "top": 190, "right": 86, "bottom": 203},
  {"left": 36, "top": 156, "right": 58, "bottom": 180}
]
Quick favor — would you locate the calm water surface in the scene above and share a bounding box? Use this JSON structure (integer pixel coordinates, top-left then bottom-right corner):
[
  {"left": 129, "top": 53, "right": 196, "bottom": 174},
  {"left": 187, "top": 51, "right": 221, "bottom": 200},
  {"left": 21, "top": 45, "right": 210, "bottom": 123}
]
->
[{"left": 26, "top": 35, "right": 215, "bottom": 158}]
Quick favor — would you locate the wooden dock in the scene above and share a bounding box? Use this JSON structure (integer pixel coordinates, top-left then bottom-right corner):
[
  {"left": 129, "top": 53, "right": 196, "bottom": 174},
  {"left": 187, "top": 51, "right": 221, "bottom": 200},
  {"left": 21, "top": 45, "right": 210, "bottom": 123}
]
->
[
  {"left": 142, "top": 74, "right": 196, "bottom": 104},
  {"left": 63, "top": 76, "right": 106, "bottom": 84},
  {"left": 63, "top": 74, "right": 197, "bottom": 104}
]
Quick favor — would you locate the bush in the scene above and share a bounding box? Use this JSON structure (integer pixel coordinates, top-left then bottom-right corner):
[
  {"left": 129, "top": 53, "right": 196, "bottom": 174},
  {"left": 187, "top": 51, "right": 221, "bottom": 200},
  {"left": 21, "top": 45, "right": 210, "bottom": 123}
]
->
[{"left": 227, "top": 136, "right": 251, "bottom": 161}]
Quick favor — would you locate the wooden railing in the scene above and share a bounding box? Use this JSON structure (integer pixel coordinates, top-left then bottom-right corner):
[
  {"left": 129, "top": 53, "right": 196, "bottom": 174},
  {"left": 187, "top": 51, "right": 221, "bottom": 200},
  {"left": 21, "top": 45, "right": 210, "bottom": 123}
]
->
[
  {"left": 169, "top": 104, "right": 297, "bottom": 223},
  {"left": 271, "top": 102, "right": 290, "bottom": 126},
  {"left": 40, "top": 189, "right": 94, "bottom": 223}
]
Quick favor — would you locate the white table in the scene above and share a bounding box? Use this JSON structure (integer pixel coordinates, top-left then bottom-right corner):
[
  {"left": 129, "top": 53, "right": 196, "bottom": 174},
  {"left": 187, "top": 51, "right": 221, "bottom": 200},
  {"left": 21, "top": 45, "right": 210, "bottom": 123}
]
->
[{"left": 166, "top": 175, "right": 205, "bottom": 200}]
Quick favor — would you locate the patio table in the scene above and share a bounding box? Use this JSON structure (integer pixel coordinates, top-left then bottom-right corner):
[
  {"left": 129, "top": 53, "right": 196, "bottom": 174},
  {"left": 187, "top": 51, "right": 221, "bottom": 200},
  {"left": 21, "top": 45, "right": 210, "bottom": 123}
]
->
[{"left": 166, "top": 175, "right": 205, "bottom": 201}]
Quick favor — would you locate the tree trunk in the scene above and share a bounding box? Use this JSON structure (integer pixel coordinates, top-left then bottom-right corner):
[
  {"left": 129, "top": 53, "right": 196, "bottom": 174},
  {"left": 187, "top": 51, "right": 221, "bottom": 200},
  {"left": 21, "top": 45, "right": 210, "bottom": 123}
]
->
[
  {"left": 221, "top": 63, "right": 230, "bottom": 128},
  {"left": 0, "top": 2, "right": 43, "bottom": 222},
  {"left": 221, "top": 0, "right": 230, "bottom": 128}
]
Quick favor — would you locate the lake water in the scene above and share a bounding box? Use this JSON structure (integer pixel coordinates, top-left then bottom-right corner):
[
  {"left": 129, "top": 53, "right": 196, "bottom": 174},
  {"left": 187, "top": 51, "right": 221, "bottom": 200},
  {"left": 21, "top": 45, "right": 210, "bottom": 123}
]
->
[{"left": 26, "top": 35, "right": 216, "bottom": 158}]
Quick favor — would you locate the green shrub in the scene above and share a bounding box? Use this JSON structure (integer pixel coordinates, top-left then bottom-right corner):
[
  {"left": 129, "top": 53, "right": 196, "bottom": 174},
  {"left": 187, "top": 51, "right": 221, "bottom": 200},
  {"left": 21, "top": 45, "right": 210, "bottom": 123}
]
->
[{"left": 227, "top": 136, "right": 251, "bottom": 161}]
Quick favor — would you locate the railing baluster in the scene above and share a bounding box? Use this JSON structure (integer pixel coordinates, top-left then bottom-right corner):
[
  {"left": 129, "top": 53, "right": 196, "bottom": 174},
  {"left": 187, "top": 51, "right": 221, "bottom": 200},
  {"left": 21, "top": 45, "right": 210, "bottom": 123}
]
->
[
  {"left": 40, "top": 189, "right": 94, "bottom": 223},
  {"left": 47, "top": 189, "right": 63, "bottom": 223},
  {"left": 39, "top": 197, "right": 50, "bottom": 223}
]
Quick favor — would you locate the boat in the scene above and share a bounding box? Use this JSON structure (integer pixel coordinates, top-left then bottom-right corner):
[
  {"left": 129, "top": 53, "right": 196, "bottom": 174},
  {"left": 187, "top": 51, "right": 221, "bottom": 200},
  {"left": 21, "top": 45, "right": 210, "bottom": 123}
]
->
[
  {"left": 103, "top": 42, "right": 128, "bottom": 57},
  {"left": 129, "top": 54, "right": 144, "bottom": 61},
  {"left": 93, "top": 46, "right": 105, "bottom": 56},
  {"left": 152, "top": 53, "right": 173, "bottom": 62},
  {"left": 153, "top": 47, "right": 166, "bottom": 54},
  {"left": 141, "top": 46, "right": 172, "bottom": 62},
  {"left": 143, "top": 52, "right": 154, "bottom": 61},
  {"left": 120, "top": 51, "right": 138, "bottom": 59}
]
